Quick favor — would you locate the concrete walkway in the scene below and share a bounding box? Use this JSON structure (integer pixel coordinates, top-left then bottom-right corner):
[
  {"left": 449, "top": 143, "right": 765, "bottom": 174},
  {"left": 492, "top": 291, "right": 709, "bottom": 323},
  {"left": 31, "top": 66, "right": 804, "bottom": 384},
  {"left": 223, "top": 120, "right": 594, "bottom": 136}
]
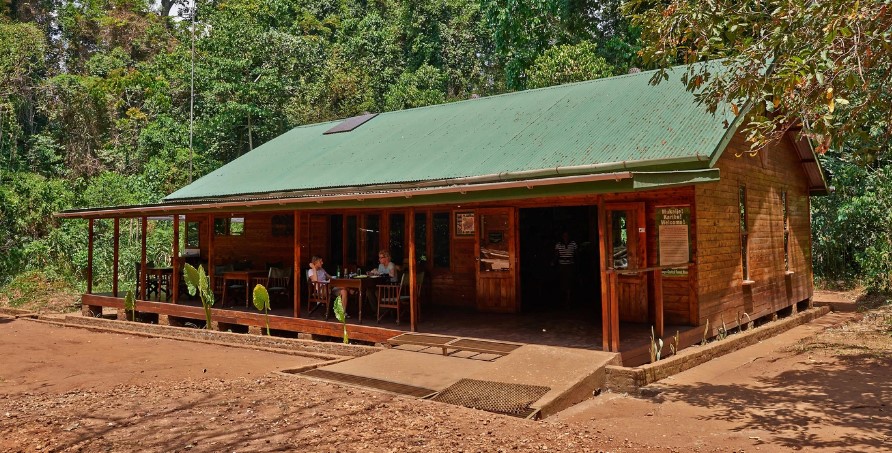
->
[{"left": 307, "top": 343, "right": 619, "bottom": 418}]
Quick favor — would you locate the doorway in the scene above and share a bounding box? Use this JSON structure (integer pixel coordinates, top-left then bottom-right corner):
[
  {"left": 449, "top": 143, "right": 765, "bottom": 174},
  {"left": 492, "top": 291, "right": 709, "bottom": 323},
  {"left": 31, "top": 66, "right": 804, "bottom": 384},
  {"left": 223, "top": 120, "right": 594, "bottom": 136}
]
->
[{"left": 518, "top": 206, "right": 600, "bottom": 314}]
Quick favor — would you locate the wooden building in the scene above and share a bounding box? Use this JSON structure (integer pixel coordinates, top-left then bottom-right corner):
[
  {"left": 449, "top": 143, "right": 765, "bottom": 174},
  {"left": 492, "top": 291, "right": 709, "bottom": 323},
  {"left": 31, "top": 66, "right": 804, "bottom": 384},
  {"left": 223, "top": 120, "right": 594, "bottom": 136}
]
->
[{"left": 59, "top": 64, "right": 827, "bottom": 357}]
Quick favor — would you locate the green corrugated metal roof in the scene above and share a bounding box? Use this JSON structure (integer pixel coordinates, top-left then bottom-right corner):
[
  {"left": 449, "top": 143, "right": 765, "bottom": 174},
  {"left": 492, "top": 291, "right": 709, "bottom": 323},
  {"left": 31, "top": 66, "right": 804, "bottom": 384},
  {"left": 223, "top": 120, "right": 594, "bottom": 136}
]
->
[{"left": 166, "top": 64, "right": 738, "bottom": 201}]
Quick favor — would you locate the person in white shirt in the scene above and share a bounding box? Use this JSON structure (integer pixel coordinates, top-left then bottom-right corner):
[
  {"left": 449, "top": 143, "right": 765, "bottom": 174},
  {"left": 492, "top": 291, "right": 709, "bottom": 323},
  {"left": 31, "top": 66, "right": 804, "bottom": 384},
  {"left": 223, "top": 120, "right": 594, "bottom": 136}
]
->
[
  {"left": 307, "top": 255, "right": 348, "bottom": 313},
  {"left": 554, "top": 232, "right": 578, "bottom": 306}
]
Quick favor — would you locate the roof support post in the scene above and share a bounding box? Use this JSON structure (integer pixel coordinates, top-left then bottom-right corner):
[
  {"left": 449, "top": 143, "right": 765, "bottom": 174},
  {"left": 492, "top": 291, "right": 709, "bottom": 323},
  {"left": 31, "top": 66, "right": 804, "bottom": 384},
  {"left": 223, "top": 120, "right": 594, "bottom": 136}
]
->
[
  {"left": 172, "top": 214, "right": 180, "bottom": 304},
  {"left": 293, "top": 210, "right": 302, "bottom": 318},
  {"left": 653, "top": 269, "right": 664, "bottom": 339},
  {"left": 87, "top": 218, "right": 94, "bottom": 295},
  {"left": 598, "top": 198, "right": 610, "bottom": 351},
  {"left": 140, "top": 216, "right": 148, "bottom": 301},
  {"left": 207, "top": 214, "right": 214, "bottom": 304},
  {"left": 113, "top": 218, "right": 119, "bottom": 297},
  {"left": 408, "top": 208, "right": 417, "bottom": 332}
]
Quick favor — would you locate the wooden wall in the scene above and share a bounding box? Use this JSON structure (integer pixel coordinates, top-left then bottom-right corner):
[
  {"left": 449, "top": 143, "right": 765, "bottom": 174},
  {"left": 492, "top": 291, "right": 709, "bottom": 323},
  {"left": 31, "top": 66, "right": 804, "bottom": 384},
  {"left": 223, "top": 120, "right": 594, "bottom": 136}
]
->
[
  {"left": 604, "top": 188, "right": 697, "bottom": 325},
  {"left": 193, "top": 212, "right": 295, "bottom": 270},
  {"left": 695, "top": 132, "right": 813, "bottom": 331}
]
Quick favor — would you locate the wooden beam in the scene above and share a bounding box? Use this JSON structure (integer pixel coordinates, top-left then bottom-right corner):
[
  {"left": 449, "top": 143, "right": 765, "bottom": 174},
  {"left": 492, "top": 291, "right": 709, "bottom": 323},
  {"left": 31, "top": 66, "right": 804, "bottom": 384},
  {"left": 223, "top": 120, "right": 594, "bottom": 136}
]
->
[
  {"left": 140, "top": 216, "right": 147, "bottom": 301},
  {"left": 113, "top": 218, "right": 119, "bottom": 297},
  {"left": 598, "top": 198, "right": 610, "bottom": 351},
  {"left": 654, "top": 269, "right": 664, "bottom": 338},
  {"left": 610, "top": 271, "right": 620, "bottom": 351},
  {"left": 87, "top": 218, "right": 94, "bottom": 294},
  {"left": 172, "top": 214, "right": 180, "bottom": 304},
  {"left": 207, "top": 214, "right": 214, "bottom": 301},
  {"left": 408, "top": 208, "right": 417, "bottom": 331},
  {"left": 293, "top": 210, "right": 302, "bottom": 318}
]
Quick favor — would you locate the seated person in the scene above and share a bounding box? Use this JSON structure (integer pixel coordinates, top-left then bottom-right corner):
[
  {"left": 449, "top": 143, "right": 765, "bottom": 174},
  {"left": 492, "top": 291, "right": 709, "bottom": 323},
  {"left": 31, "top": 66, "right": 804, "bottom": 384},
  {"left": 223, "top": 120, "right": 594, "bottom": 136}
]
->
[
  {"left": 307, "top": 255, "right": 350, "bottom": 309},
  {"left": 369, "top": 250, "right": 398, "bottom": 283}
]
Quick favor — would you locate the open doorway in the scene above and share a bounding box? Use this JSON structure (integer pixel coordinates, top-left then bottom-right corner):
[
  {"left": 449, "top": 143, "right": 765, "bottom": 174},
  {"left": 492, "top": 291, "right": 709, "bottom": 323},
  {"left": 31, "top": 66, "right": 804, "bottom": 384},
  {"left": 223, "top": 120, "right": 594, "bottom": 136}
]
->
[{"left": 518, "top": 206, "right": 600, "bottom": 315}]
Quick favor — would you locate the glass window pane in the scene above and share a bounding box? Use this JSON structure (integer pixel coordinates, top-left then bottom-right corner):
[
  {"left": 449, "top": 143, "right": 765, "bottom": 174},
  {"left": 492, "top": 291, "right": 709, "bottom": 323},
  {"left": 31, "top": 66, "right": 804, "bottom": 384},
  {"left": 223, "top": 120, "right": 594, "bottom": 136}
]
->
[
  {"left": 414, "top": 212, "right": 427, "bottom": 264},
  {"left": 364, "top": 214, "right": 380, "bottom": 269},
  {"left": 611, "top": 211, "right": 628, "bottom": 269},
  {"left": 433, "top": 212, "right": 450, "bottom": 268},
  {"left": 346, "top": 215, "right": 358, "bottom": 266},
  {"left": 229, "top": 217, "right": 244, "bottom": 235},
  {"left": 389, "top": 213, "right": 405, "bottom": 266},
  {"left": 479, "top": 213, "right": 510, "bottom": 272}
]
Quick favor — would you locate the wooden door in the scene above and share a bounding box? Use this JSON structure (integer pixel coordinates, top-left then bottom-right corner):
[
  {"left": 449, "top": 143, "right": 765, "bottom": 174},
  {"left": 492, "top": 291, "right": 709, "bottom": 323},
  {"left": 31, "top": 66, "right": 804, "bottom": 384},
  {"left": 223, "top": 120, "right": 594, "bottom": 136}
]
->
[
  {"left": 476, "top": 208, "right": 518, "bottom": 312},
  {"left": 606, "top": 203, "right": 648, "bottom": 323}
]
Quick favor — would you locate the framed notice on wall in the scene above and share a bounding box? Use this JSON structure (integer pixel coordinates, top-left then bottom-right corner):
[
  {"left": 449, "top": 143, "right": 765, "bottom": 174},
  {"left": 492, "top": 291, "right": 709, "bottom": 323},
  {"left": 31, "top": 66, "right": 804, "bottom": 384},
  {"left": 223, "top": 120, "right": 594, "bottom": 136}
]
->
[
  {"left": 454, "top": 211, "right": 475, "bottom": 237},
  {"left": 656, "top": 206, "right": 691, "bottom": 276}
]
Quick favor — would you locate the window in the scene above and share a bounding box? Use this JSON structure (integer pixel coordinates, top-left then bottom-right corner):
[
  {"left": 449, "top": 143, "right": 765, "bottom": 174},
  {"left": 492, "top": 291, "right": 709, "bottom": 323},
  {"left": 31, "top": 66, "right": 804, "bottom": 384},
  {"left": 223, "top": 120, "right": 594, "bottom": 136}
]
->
[
  {"left": 363, "top": 214, "right": 380, "bottom": 269},
  {"left": 782, "top": 190, "right": 790, "bottom": 271},
  {"left": 739, "top": 185, "right": 749, "bottom": 281},
  {"left": 185, "top": 221, "right": 200, "bottom": 248},
  {"left": 414, "top": 212, "right": 428, "bottom": 263},
  {"left": 389, "top": 213, "right": 405, "bottom": 265},
  {"left": 432, "top": 212, "right": 450, "bottom": 268},
  {"left": 214, "top": 216, "right": 244, "bottom": 236}
]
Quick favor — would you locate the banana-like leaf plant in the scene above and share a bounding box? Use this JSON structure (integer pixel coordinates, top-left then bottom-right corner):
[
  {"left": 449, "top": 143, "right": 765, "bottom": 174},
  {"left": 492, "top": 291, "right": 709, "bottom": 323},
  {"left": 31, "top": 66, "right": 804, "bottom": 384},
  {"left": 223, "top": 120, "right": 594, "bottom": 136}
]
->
[
  {"left": 252, "top": 284, "right": 271, "bottom": 335},
  {"left": 332, "top": 295, "right": 348, "bottom": 344},
  {"left": 182, "top": 263, "right": 214, "bottom": 329},
  {"left": 123, "top": 289, "right": 135, "bottom": 321}
]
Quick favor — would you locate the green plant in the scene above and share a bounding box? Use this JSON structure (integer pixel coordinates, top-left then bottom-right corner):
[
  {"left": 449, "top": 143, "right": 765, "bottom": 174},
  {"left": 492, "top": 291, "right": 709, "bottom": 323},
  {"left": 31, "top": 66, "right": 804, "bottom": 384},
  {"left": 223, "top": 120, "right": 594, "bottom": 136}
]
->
[
  {"left": 702, "top": 318, "right": 710, "bottom": 345},
  {"left": 669, "top": 330, "right": 680, "bottom": 356},
  {"left": 123, "top": 289, "right": 135, "bottom": 321},
  {"left": 252, "top": 284, "right": 271, "bottom": 335},
  {"left": 332, "top": 295, "right": 348, "bottom": 344},
  {"left": 649, "top": 325, "right": 663, "bottom": 363},
  {"left": 717, "top": 319, "right": 728, "bottom": 341},
  {"left": 182, "top": 263, "right": 214, "bottom": 329}
]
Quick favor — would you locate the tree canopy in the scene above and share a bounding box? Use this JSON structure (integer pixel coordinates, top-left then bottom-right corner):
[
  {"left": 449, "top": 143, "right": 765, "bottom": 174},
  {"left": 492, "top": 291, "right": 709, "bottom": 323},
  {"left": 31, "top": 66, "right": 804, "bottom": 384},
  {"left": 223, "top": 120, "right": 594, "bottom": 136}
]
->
[{"left": 628, "top": 0, "right": 892, "bottom": 159}]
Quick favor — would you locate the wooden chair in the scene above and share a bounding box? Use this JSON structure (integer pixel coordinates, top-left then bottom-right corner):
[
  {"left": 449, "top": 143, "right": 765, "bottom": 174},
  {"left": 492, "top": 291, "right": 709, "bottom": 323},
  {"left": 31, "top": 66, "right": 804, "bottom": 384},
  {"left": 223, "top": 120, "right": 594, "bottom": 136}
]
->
[
  {"left": 307, "top": 280, "right": 332, "bottom": 320},
  {"left": 266, "top": 267, "right": 291, "bottom": 308},
  {"left": 134, "top": 262, "right": 159, "bottom": 300},
  {"left": 400, "top": 271, "right": 425, "bottom": 321},
  {"left": 377, "top": 273, "right": 406, "bottom": 324}
]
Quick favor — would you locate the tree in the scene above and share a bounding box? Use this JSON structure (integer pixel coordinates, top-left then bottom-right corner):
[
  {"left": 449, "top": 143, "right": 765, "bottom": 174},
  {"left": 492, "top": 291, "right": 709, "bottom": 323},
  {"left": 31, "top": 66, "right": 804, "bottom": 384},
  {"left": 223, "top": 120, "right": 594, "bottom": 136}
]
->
[
  {"left": 526, "top": 41, "right": 614, "bottom": 88},
  {"left": 628, "top": 0, "right": 892, "bottom": 157}
]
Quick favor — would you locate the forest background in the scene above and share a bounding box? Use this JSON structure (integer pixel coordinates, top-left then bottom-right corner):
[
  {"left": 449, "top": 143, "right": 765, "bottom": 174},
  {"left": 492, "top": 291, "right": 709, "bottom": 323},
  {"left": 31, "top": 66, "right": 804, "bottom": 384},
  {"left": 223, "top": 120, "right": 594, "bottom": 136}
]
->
[{"left": 0, "top": 0, "right": 888, "bottom": 309}]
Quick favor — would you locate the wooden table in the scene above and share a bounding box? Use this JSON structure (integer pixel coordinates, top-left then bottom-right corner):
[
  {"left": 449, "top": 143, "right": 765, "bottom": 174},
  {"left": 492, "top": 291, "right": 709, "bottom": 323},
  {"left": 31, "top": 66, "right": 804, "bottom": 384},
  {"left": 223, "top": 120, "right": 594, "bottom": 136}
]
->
[
  {"left": 330, "top": 276, "right": 384, "bottom": 324},
  {"left": 145, "top": 267, "right": 173, "bottom": 301},
  {"left": 222, "top": 270, "right": 268, "bottom": 307}
]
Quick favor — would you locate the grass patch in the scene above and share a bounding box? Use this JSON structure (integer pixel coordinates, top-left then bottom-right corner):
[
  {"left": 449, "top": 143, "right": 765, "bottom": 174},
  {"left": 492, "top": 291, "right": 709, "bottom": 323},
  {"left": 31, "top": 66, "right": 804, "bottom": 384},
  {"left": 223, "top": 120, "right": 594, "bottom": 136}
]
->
[{"left": 0, "top": 271, "right": 80, "bottom": 313}]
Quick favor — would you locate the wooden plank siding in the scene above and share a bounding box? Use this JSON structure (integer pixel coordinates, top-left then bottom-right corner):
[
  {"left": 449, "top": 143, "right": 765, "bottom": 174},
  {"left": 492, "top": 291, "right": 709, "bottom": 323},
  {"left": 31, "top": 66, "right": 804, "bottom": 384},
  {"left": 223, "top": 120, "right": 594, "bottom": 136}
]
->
[{"left": 695, "top": 133, "right": 813, "bottom": 332}]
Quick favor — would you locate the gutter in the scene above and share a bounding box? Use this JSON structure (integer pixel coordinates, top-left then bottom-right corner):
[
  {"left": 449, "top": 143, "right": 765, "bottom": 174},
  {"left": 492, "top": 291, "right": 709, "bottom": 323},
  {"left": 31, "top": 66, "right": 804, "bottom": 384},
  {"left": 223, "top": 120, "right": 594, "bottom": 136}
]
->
[{"left": 57, "top": 171, "right": 637, "bottom": 218}]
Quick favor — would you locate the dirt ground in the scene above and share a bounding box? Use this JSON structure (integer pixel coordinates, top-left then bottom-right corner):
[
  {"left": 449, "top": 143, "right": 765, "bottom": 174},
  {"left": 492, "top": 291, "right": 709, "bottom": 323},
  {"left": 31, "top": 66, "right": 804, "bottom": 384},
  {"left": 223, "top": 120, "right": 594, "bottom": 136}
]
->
[{"left": 1, "top": 290, "right": 890, "bottom": 452}]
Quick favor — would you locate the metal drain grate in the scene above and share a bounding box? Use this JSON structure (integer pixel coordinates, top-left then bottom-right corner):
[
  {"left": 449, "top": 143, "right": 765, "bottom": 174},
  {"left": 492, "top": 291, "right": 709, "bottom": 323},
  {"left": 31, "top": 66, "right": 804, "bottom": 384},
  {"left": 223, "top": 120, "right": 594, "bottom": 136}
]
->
[
  {"left": 432, "top": 378, "right": 549, "bottom": 418},
  {"left": 302, "top": 369, "right": 437, "bottom": 398},
  {"left": 446, "top": 338, "right": 523, "bottom": 355}
]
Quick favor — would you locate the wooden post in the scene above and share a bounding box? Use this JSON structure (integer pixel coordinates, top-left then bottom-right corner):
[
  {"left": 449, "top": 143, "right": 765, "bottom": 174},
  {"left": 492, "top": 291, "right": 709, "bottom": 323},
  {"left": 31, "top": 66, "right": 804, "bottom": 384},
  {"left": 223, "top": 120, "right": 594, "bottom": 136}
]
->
[
  {"left": 408, "top": 208, "right": 417, "bottom": 331},
  {"left": 598, "top": 198, "right": 610, "bottom": 351},
  {"left": 87, "top": 218, "right": 94, "bottom": 294},
  {"left": 140, "top": 216, "right": 147, "bottom": 301},
  {"left": 610, "top": 271, "right": 620, "bottom": 351},
  {"left": 207, "top": 214, "right": 214, "bottom": 300},
  {"left": 654, "top": 269, "right": 664, "bottom": 338},
  {"left": 172, "top": 214, "right": 180, "bottom": 304},
  {"left": 113, "top": 218, "right": 119, "bottom": 297},
  {"left": 293, "top": 210, "right": 302, "bottom": 318}
]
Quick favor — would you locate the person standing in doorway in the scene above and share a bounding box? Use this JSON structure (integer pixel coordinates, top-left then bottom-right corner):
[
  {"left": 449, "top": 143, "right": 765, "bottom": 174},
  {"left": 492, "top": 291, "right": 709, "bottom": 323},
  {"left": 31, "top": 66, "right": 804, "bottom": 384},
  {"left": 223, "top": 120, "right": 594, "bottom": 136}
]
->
[{"left": 554, "top": 231, "right": 578, "bottom": 306}]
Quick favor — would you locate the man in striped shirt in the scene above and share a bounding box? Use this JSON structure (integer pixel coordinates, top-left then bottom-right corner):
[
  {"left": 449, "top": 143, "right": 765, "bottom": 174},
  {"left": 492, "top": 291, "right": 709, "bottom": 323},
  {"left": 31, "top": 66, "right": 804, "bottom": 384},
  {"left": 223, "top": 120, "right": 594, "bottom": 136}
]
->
[{"left": 554, "top": 232, "right": 578, "bottom": 306}]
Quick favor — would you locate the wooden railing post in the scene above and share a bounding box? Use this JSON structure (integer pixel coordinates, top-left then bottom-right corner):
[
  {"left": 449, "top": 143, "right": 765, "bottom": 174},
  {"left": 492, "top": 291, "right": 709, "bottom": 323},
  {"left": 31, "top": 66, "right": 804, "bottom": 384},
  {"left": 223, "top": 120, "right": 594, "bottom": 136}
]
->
[
  {"left": 653, "top": 269, "right": 664, "bottom": 339},
  {"left": 172, "top": 214, "right": 180, "bottom": 304},
  {"left": 408, "top": 208, "right": 417, "bottom": 331},
  {"left": 87, "top": 218, "right": 94, "bottom": 295},
  {"left": 293, "top": 210, "right": 302, "bottom": 318},
  {"left": 113, "top": 217, "right": 119, "bottom": 297},
  {"left": 140, "top": 216, "right": 147, "bottom": 301}
]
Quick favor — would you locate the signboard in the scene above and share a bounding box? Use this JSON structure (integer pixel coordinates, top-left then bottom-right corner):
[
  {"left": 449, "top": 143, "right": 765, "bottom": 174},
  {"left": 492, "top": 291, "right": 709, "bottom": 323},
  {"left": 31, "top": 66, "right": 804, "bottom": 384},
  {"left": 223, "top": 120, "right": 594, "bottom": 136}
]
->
[{"left": 656, "top": 206, "right": 691, "bottom": 276}]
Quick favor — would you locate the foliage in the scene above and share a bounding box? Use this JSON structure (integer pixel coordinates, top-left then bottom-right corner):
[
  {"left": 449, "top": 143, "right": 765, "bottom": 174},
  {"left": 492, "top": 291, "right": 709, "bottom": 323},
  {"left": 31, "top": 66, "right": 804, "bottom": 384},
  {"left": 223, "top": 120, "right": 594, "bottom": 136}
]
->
[
  {"left": 812, "top": 151, "right": 892, "bottom": 291},
  {"left": 182, "top": 263, "right": 214, "bottom": 329},
  {"left": 627, "top": 0, "right": 892, "bottom": 156},
  {"left": 332, "top": 294, "right": 348, "bottom": 344},
  {"left": 123, "top": 289, "right": 136, "bottom": 321},
  {"left": 527, "top": 41, "right": 614, "bottom": 89},
  {"left": 252, "top": 283, "right": 271, "bottom": 335},
  {"left": 668, "top": 330, "right": 679, "bottom": 357},
  {"left": 648, "top": 325, "right": 663, "bottom": 362}
]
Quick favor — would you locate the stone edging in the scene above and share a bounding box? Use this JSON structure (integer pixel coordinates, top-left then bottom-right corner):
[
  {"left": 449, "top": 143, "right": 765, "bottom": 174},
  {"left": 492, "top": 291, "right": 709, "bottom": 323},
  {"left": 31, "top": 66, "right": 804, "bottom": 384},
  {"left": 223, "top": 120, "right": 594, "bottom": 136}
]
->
[
  {"left": 605, "top": 306, "right": 831, "bottom": 393},
  {"left": 25, "top": 314, "right": 382, "bottom": 360},
  {"left": 0, "top": 307, "right": 39, "bottom": 318}
]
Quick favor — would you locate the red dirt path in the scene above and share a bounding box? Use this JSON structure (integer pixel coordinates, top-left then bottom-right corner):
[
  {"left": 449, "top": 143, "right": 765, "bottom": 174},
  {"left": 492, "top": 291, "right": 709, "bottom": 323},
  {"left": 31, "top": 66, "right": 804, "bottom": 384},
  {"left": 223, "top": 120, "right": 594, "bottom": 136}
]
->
[{"left": 1, "top": 290, "right": 889, "bottom": 452}]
